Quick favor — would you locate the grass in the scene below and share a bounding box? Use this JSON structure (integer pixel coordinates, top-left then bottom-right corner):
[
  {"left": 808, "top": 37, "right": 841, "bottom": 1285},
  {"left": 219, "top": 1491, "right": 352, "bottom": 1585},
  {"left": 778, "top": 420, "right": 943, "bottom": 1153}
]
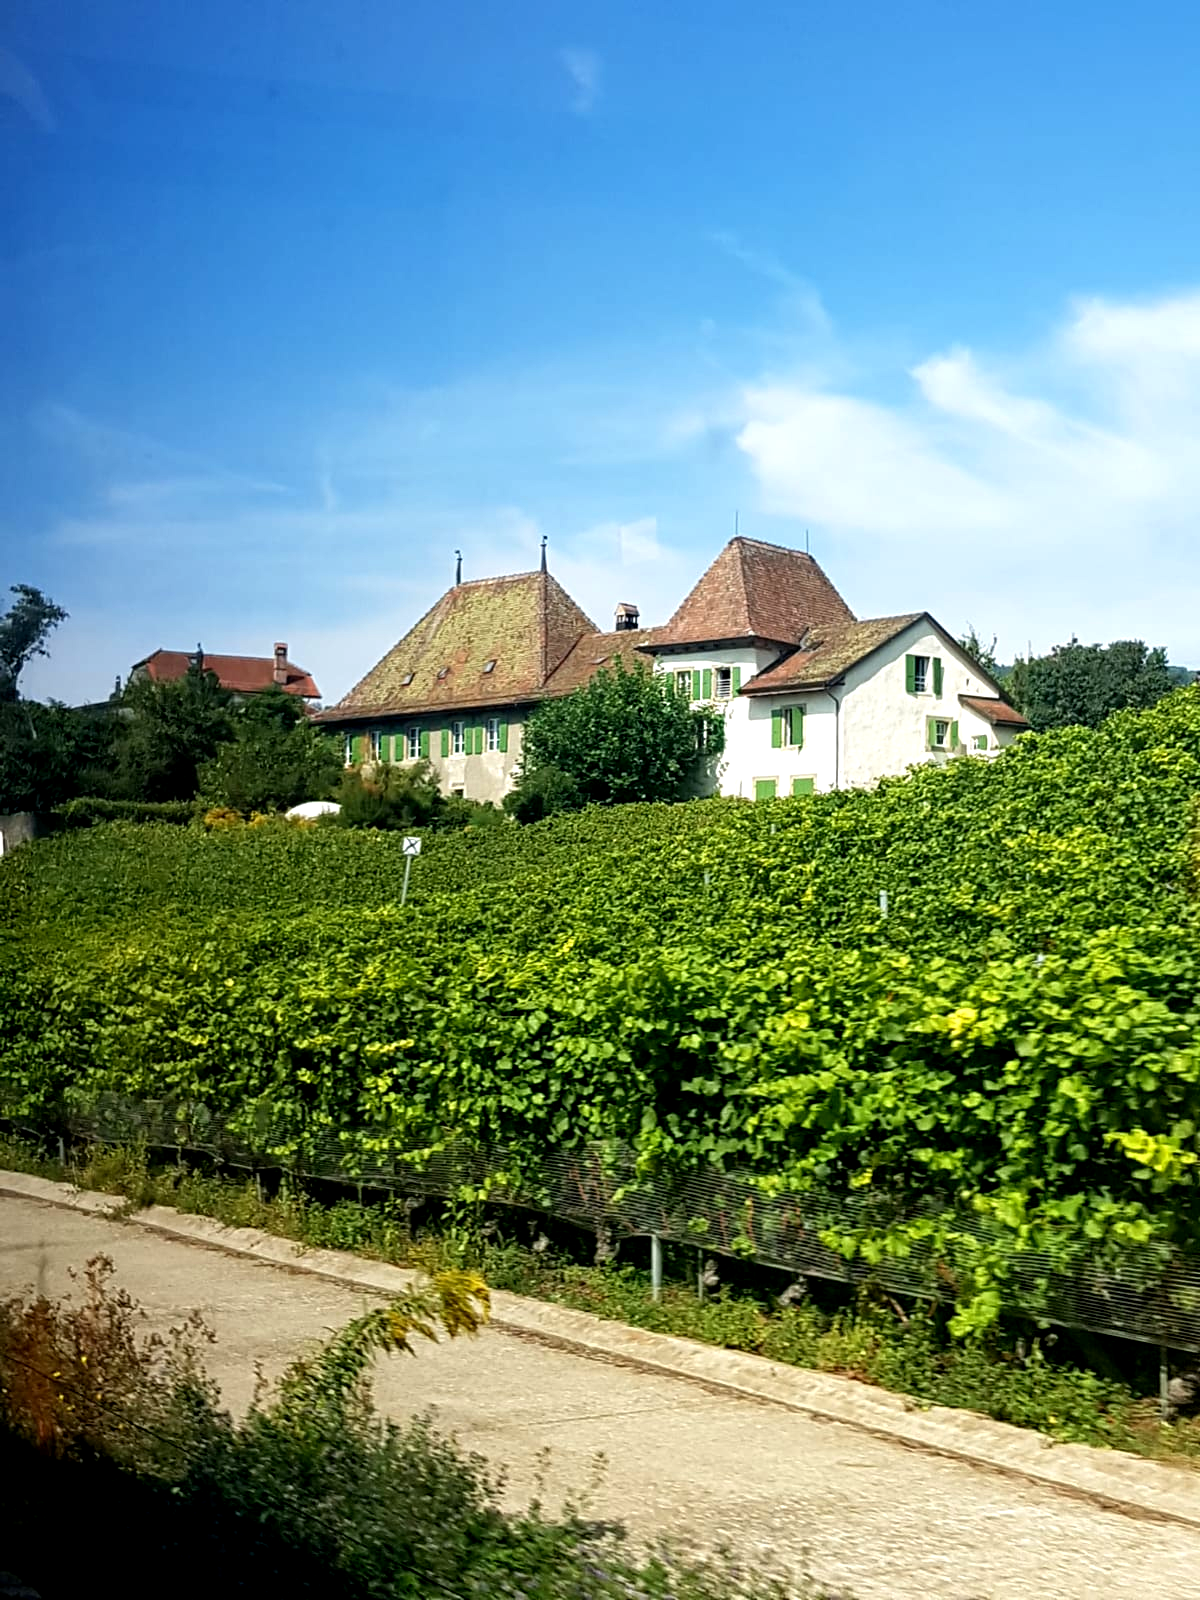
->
[{"left": 4, "top": 1132, "right": 1199, "bottom": 1468}]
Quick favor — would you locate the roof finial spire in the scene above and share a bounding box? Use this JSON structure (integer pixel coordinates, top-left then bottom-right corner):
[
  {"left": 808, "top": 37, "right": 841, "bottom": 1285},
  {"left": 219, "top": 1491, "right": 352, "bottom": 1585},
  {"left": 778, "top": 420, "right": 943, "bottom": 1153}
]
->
[
  {"left": 540, "top": 534, "right": 548, "bottom": 574},
  {"left": 455, "top": 549, "right": 462, "bottom": 585}
]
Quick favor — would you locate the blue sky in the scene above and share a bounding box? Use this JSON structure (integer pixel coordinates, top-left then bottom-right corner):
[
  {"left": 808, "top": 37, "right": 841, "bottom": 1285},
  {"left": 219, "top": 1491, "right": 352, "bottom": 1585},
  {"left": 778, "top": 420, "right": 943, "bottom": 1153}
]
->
[{"left": 7, "top": 1, "right": 1200, "bottom": 703}]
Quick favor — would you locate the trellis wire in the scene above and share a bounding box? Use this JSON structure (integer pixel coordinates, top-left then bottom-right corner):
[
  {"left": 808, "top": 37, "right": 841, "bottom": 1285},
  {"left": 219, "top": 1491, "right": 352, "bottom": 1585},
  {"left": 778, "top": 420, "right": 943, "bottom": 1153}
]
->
[{"left": 14, "top": 1092, "right": 1200, "bottom": 1355}]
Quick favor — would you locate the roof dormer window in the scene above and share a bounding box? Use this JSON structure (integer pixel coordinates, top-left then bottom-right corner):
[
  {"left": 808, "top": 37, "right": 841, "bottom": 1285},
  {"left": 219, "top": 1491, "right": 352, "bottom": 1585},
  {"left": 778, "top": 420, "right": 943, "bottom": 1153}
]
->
[
  {"left": 400, "top": 673, "right": 414, "bottom": 687},
  {"left": 483, "top": 659, "right": 496, "bottom": 674},
  {"left": 437, "top": 666, "right": 450, "bottom": 680}
]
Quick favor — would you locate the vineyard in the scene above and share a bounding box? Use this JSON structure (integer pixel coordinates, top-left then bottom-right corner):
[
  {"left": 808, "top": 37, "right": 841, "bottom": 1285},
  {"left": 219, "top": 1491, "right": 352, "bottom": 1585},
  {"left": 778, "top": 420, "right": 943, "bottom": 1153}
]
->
[{"left": 4, "top": 689, "right": 1200, "bottom": 1335}]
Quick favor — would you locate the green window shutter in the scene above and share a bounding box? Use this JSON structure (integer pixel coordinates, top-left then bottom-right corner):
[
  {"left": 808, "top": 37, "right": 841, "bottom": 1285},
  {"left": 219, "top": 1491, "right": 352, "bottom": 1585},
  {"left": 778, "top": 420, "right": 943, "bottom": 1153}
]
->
[
  {"left": 440, "top": 727, "right": 450, "bottom": 758},
  {"left": 732, "top": 666, "right": 742, "bottom": 694},
  {"left": 419, "top": 729, "right": 430, "bottom": 760},
  {"left": 351, "top": 734, "right": 364, "bottom": 764},
  {"left": 755, "top": 778, "right": 777, "bottom": 801},
  {"left": 498, "top": 720, "right": 509, "bottom": 753},
  {"left": 791, "top": 776, "right": 814, "bottom": 797},
  {"left": 925, "top": 717, "right": 934, "bottom": 750},
  {"left": 771, "top": 708, "right": 783, "bottom": 749},
  {"left": 905, "top": 655, "right": 916, "bottom": 694},
  {"left": 702, "top": 667, "right": 713, "bottom": 700},
  {"left": 949, "top": 719, "right": 959, "bottom": 750},
  {"left": 933, "top": 657, "right": 944, "bottom": 696},
  {"left": 474, "top": 723, "right": 484, "bottom": 755},
  {"left": 793, "top": 706, "right": 804, "bottom": 749}
]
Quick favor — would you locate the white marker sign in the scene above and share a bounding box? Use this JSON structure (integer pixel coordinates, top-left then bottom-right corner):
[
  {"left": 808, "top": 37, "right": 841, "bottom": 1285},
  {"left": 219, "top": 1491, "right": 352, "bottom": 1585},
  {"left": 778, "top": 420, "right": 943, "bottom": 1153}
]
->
[{"left": 402, "top": 835, "right": 423, "bottom": 856}]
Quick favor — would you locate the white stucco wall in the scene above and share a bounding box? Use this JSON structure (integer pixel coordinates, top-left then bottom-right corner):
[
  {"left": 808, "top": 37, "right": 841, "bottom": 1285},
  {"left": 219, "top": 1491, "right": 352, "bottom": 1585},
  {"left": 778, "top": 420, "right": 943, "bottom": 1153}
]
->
[
  {"left": 839, "top": 622, "right": 1015, "bottom": 787},
  {"left": 349, "top": 711, "right": 528, "bottom": 806},
  {"left": 653, "top": 624, "right": 1023, "bottom": 800}
]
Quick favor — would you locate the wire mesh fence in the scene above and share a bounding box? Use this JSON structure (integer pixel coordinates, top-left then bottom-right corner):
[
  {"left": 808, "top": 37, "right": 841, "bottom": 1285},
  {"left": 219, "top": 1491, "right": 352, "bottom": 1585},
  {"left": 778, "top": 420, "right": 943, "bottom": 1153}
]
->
[{"left": 13, "top": 1091, "right": 1200, "bottom": 1353}]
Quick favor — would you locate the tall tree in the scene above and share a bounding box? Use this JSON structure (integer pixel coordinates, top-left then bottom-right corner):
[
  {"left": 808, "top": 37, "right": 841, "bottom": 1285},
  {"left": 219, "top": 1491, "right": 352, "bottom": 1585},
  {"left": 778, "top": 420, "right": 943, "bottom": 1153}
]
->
[
  {"left": 958, "top": 624, "right": 999, "bottom": 677},
  {"left": 107, "top": 655, "right": 234, "bottom": 801},
  {"left": 0, "top": 585, "right": 68, "bottom": 702},
  {"left": 200, "top": 685, "right": 342, "bottom": 814},
  {"left": 1008, "top": 638, "right": 1174, "bottom": 731},
  {"left": 507, "top": 657, "right": 724, "bottom": 818}
]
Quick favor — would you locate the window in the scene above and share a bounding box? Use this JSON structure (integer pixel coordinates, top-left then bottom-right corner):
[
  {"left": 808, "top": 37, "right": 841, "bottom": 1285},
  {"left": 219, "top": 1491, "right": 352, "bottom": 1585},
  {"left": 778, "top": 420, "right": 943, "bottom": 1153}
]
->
[
  {"left": 906, "top": 654, "right": 943, "bottom": 695},
  {"left": 406, "top": 726, "right": 420, "bottom": 760},
  {"left": 451, "top": 720, "right": 464, "bottom": 755},
  {"left": 400, "top": 672, "right": 413, "bottom": 687},
  {"left": 486, "top": 716, "right": 500, "bottom": 752},
  {"left": 437, "top": 665, "right": 450, "bottom": 680},
  {"left": 927, "top": 717, "right": 957, "bottom": 751},
  {"left": 791, "top": 776, "right": 814, "bottom": 797},
  {"left": 714, "top": 666, "right": 732, "bottom": 701},
  {"left": 483, "top": 659, "right": 496, "bottom": 674},
  {"left": 343, "top": 734, "right": 354, "bottom": 766},
  {"left": 369, "top": 730, "right": 383, "bottom": 760},
  {"left": 754, "top": 778, "right": 778, "bottom": 801},
  {"left": 973, "top": 733, "right": 989, "bottom": 752},
  {"left": 771, "top": 705, "right": 804, "bottom": 749},
  {"left": 676, "top": 670, "right": 692, "bottom": 699},
  {"left": 451, "top": 786, "right": 465, "bottom": 799}
]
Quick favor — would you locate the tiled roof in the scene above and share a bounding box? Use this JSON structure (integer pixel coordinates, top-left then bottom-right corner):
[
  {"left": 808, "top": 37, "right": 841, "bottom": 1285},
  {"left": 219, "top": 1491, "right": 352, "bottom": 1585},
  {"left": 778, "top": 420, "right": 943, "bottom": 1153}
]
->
[
  {"left": 317, "top": 571, "right": 597, "bottom": 723},
  {"left": 741, "top": 615, "right": 924, "bottom": 693},
  {"left": 543, "top": 626, "right": 665, "bottom": 696},
  {"left": 647, "top": 536, "right": 855, "bottom": 650},
  {"left": 132, "top": 649, "right": 320, "bottom": 699},
  {"left": 959, "top": 694, "right": 1030, "bottom": 728}
]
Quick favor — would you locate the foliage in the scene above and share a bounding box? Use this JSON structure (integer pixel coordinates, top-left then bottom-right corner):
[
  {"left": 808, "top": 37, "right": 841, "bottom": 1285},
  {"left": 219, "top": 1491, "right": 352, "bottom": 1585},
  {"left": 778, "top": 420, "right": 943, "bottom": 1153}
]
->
[
  {"left": 105, "top": 659, "right": 234, "bottom": 801},
  {"left": 503, "top": 763, "right": 582, "bottom": 821},
  {"left": 59, "top": 794, "right": 198, "bottom": 827},
  {"left": 10, "top": 691, "right": 1200, "bottom": 1335},
  {"left": 1008, "top": 637, "right": 1174, "bottom": 731},
  {"left": 199, "top": 688, "right": 343, "bottom": 815},
  {"left": 333, "top": 759, "right": 501, "bottom": 833},
  {"left": 957, "top": 624, "right": 999, "bottom": 676},
  {"left": 0, "top": 699, "right": 118, "bottom": 813},
  {"left": 515, "top": 657, "right": 725, "bottom": 809},
  {"left": 0, "top": 584, "right": 68, "bottom": 703},
  {"left": 0, "top": 1255, "right": 804, "bottom": 1600}
]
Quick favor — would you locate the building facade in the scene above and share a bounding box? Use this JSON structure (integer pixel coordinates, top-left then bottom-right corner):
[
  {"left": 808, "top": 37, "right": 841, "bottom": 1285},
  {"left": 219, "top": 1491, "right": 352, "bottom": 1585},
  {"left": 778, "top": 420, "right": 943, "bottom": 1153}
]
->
[{"left": 317, "top": 537, "right": 1027, "bottom": 801}]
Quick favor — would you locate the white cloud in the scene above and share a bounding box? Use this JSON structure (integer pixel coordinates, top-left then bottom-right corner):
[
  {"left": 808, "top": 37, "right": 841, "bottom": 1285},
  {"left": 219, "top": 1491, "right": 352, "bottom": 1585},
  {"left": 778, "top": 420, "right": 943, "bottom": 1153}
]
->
[
  {"left": 560, "top": 47, "right": 601, "bottom": 115},
  {"left": 734, "top": 289, "right": 1200, "bottom": 662}
]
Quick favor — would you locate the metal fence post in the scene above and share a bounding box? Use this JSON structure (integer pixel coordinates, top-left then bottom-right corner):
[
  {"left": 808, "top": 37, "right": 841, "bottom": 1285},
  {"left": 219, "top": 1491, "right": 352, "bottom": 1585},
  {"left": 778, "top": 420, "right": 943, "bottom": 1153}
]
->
[{"left": 650, "top": 1233, "right": 663, "bottom": 1302}]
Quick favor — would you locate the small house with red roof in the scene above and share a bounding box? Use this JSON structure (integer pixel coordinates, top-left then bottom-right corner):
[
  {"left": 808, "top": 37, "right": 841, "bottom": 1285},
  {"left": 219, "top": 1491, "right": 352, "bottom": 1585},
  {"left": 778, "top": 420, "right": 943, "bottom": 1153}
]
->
[
  {"left": 130, "top": 643, "right": 320, "bottom": 704},
  {"left": 316, "top": 538, "right": 1026, "bottom": 803}
]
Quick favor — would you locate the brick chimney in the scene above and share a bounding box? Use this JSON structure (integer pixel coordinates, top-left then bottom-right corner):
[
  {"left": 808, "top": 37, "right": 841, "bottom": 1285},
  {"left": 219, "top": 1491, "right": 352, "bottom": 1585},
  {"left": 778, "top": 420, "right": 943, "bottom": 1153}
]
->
[{"left": 273, "top": 642, "right": 288, "bottom": 686}]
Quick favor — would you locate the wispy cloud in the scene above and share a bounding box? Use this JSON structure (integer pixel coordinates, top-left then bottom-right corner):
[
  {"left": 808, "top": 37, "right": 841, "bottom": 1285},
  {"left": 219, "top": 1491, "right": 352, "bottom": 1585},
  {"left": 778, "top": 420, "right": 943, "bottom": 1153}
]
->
[
  {"left": 0, "top": 48, "right": 55, "bottom": 132},
  {"left": 560, "top": 48, "right": 601, "bottom": 115}
]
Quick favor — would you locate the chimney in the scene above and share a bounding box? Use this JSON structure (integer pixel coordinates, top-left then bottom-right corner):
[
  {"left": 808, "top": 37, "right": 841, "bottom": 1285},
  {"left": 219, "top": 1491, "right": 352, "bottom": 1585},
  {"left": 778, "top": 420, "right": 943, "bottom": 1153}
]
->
[
  {"left": 273, "top": 642, "right": 288, "bottom": 686},
  {"left": 614, "top": 603, "right": 639, "bottom": 633}
]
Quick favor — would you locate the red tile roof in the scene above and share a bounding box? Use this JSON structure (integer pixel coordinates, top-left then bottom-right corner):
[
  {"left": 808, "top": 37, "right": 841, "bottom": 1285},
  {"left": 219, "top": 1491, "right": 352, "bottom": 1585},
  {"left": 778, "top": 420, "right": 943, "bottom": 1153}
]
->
[
  {"left": 647, "top": 536, "right": 855, "bottom": 650},
  {"left": 132, "top": 649, "right": 320, "bottom": 699},
  {"left": 741, "top": 615, "right": 923, "bottom": 693},
  {"left": 317, "top": 570, "right": 598, "bottom": 723},
  {"left": 959, "top": 694, "right": 1030, "bottom": 728},
  {"left": 543, "top": 626, "right": 664, "bottom": 695}
]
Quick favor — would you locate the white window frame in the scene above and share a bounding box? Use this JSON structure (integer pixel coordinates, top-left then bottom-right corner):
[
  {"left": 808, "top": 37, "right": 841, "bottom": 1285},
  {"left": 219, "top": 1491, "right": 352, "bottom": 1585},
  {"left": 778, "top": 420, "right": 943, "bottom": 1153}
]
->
[
  {"left": 343, "top": 734, "right": 354, "bottom": 766},
  {"left": 782, "top": 706, "right": 804, "bottom": 748},
  {"left": 369, "top": 730, "right": 383, "bottom": 761},
  {"left": 676, "top": 669, "right": 692, "bottom": 699},
  {"left": 972, "top": 733, "right": 989, "bottom": 752},
  {"left": 486, "top": 716, "right": 500, "bottom": 752},
  {"left": 406, "top": 726, "right": 420, "bottom": 760},
  {"left": 931, "top": 718, "right": 951, "bottom": 749},
  {"left": 912, "top": 655, "right": 929, "bottom": 694},
  {"left": 451, "top": 720, "right": 464, "bottom": 755},
  {"left": 714, "top": 666, "right": 732, "bottom": 701}
]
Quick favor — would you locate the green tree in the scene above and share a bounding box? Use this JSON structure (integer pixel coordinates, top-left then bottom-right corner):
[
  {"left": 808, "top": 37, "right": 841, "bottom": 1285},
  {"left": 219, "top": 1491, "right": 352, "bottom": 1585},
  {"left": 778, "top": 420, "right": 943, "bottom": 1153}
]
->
[
  {"left": 508, "top": 657, "right": 724, "bottom": 815},
  {"left": 0, "top": 700, "right": 116, "bottom": 813},
  {"left": 1008, "top": 637, "right": 1175, "bottom": 731},
  {"left": 958, "top": 624, "right": 999, "bottom": 676},
  {"left": 0, "top": 585, "right": 68, "bottom": 703},
  {"left": 107, "top": 656, "right": 234, "bottom": 801},
  {"left": 333, "top": 759, "right": 444, "bottom": 830},
  {"left": 199, "top": 686, "right": 342, "bottom": 814}
]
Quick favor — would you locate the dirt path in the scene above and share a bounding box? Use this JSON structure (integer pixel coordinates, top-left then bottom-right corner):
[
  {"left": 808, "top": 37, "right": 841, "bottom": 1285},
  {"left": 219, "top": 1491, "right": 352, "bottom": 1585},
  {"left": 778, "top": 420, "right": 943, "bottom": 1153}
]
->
[{"left": 2, "top": 1193, "right": 1197, "bottom": 1600}]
